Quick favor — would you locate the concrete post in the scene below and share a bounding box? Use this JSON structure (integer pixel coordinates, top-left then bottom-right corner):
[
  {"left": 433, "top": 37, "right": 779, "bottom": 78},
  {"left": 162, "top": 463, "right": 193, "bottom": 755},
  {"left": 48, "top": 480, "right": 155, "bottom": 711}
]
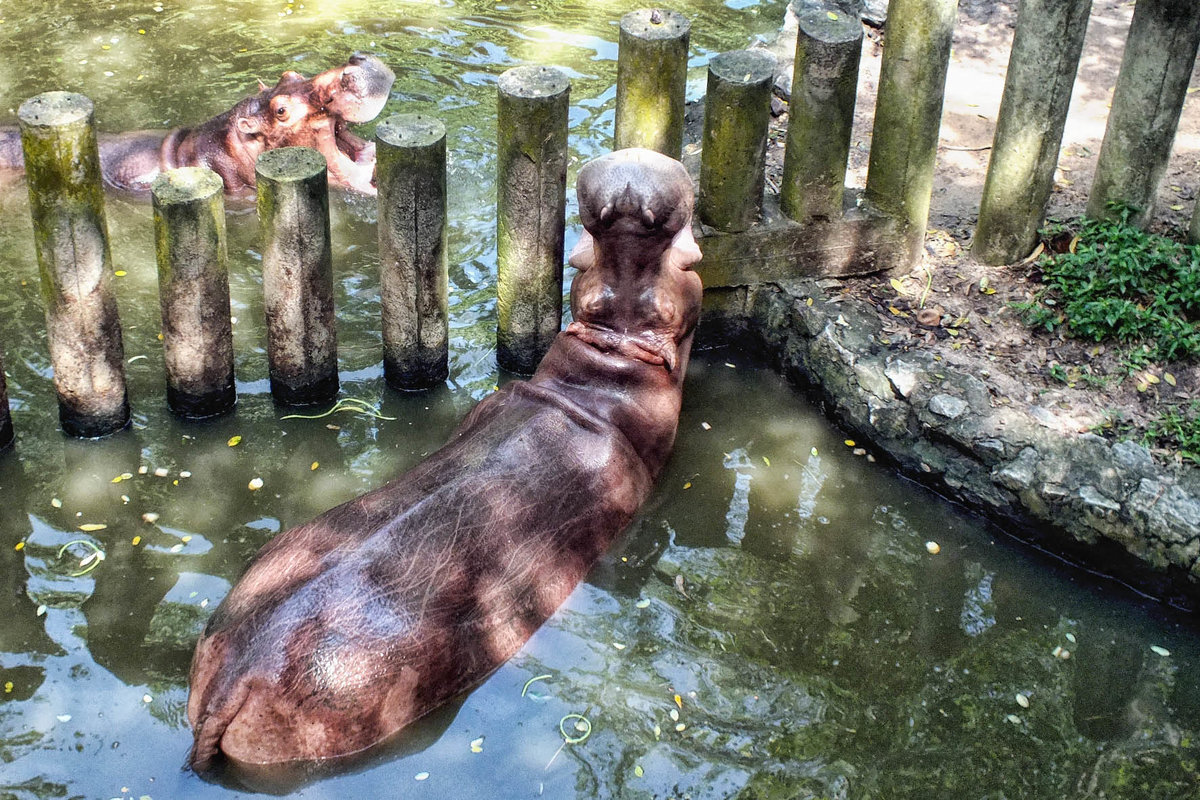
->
[
  {"left": 863, "top": 0, "right": 959, "bottom": 266},
  {"left": 255, "top": 147, "right": 338, "bottom": 405},
  {"left": 975, "top": 0, "right": 1094, "bottom": 263},
  {"left": 376, "top": 114, "right": 449, "bottom": 390},
  {"left": 614, "top": 8, "right": 691, "bottom": 158},
  {"left": 152, "top": 167, "right": 236, "bottom": 418},
  {"left": 18, "top": 91, "right": 130, "bottom": 438},
  {"left": 699, "top": 49, "right": 776, "bottom": 232},
  {"left": 781, "top": 7, "right": 863, "bottom": 224},
  {"left": 1086, "top": 0, "right": 1200, "bottom": 227},
  {"left": 496, "top": 65, "right": 570, "bottom": 375}
]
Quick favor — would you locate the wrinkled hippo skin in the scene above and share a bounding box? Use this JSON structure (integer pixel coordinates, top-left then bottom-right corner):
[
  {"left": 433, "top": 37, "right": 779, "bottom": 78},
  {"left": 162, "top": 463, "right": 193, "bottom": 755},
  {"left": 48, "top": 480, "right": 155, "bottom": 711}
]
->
[
  {"left": 0, "top": 53, "right": 393, "bottom": 195},
  {"left": 186, "top": 148, "right": 703, "bottom": 772}
]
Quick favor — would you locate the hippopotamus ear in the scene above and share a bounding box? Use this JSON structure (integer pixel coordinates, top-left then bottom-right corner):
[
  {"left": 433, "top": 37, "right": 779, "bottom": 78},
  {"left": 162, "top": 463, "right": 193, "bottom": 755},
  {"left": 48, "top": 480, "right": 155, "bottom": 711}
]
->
[
  {"left": 236, "top": 116, "right": 262, "bottom": 135},
  {"left": 568, "top": 229, "right": 596, "bottom": 271},
  {"left": 667, "top": 223, "right": 703, "bottom": 271}
]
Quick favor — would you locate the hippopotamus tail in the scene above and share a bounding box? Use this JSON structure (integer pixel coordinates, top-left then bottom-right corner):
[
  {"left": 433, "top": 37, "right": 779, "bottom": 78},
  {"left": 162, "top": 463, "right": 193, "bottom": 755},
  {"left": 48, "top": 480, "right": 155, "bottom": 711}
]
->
[{"left": 0, "top": 128, "right": 24, "bottom": 169}]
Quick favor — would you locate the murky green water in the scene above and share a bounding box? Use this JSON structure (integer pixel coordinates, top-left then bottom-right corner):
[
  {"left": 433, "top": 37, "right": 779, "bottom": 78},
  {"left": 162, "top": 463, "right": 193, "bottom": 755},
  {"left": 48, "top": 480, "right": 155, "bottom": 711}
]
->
[{"left": 0, "top": 1, "right": 1198, "bottom": 798}]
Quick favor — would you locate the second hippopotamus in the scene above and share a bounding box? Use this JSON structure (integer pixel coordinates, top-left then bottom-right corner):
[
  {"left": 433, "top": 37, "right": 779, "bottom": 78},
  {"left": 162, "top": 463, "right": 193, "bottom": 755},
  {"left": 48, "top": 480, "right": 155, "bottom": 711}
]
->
[
  {"left": 185, "top": 148, "right": 703, "bottom": 772},
  {"left": 0, "top": 53, "right": 394, "bottom": 195}
]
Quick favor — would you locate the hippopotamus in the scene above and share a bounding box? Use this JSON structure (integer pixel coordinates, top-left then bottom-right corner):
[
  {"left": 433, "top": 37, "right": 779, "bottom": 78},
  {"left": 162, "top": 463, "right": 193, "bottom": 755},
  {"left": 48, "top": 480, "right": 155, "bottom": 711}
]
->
[
  {"left": 185, "top": 148, "right": 703, "bottom": 771},
  {"left": 0, "top": 53, "right": 393, "bottom": 195}
]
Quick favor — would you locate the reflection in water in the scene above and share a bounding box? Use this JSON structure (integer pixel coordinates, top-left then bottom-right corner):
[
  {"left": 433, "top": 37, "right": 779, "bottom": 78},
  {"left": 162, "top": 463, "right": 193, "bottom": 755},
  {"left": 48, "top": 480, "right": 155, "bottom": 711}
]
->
[{"left": 0, "top": 1, "right": 1197, "bottom": 798}]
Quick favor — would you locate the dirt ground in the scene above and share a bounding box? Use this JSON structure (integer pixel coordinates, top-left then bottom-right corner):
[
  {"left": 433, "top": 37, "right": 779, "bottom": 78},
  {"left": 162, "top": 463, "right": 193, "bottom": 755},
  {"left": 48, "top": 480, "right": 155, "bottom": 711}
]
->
[{"left": 763, "top": 0, "right": 1200, "bottom": 464}]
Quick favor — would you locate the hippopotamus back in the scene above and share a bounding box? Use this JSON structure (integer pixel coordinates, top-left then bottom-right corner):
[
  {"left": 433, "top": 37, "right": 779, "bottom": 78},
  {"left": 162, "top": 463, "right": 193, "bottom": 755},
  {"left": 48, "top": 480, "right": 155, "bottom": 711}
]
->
[{"left": 187, "top": 148, "right": 703, "bottom": 770}]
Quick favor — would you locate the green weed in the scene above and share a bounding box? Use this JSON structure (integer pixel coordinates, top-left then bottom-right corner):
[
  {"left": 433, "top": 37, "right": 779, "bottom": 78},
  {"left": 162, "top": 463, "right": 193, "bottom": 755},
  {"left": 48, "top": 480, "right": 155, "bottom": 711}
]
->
[
  {"left": 1142, "top": 401, "right": 1200, "bottom": 466},
  {"left": 1014, "top": 207, "right": 1200, "bottom": 363}
]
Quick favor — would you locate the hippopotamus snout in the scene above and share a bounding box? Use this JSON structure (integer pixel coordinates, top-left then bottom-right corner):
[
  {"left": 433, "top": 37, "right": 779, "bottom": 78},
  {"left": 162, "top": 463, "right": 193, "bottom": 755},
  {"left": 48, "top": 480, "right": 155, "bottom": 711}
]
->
[{"left": 324, "top": 53, "right": 394, "bottom": 122}]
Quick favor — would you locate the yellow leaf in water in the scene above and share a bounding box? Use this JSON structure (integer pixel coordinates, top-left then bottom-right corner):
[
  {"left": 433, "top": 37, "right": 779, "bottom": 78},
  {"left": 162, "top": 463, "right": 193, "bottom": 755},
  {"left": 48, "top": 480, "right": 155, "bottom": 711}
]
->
[
  {"left": 1016, "top": 693, "right": 1030, "bottom": 708},
  {"left": 805, "top": 297, "right": 814, "bottom": 307},
  {"left": 111, "top": 475, "right": 124, "bottom": 483},
  {"left": 79, "top": 523, "right": 107, "bottom": 532},
  {"left": 1170, "top": 204, "right": 1184, "bottom": 211},
  {"left": 826, "top": 10, "right": 839, "bottom": 19},
  {"left": 762, "top": 456, "right": 770, "bottom": 467},
  {"left": 844, "top": 439, "right": 856, "bottom": 447},
  {"left": 311, "top": 461, "right": 320, "bottom": 470},
  {"left": 674, "top": 694, "right": 683, "bottom": 709},
  {"left": 14, "top": 541, "right": 24, "bottom": 551},
  {"left": 634, "top": 765, "right": 644, "bottom": 777},
  {"left": 470, "top": 736, "right": 484, "bottom": 753},
  {"left": 227, "top": 435, "right": 242, "bottom": 447},
  {"left": 114, "top": 270, "right": 127, "bottom": 277},
  {"left": 1151, "top": 645, "right": 1171, "bottom": 657},
  {"left": 131, "top": 536, "right": 142, "bottom": 546},
  {"left": 683, "top": 482, "right": 692, "bottom": 490},
  {"left": 248, "top": 477, "right": 264, "bottom": 491}
]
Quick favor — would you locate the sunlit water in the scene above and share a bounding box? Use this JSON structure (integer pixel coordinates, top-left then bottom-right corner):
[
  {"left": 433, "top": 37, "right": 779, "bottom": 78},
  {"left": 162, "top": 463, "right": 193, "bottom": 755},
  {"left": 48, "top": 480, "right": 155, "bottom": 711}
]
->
[{"left": 0, "top": 2, "right": 1198, "bottom": 798}]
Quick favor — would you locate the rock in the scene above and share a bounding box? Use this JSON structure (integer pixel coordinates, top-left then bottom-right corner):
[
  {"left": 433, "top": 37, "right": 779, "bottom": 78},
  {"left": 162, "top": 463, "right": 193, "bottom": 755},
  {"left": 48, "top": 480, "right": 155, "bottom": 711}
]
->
[
  {"left": 1078, "top": 485, "right": 1121, "bottom": 515},
  {"left": 928, "top": 393, "right": 969, "bottom": 419},
  {"left": 993, "top": 448, "right": 1039, "bottom": 492}
]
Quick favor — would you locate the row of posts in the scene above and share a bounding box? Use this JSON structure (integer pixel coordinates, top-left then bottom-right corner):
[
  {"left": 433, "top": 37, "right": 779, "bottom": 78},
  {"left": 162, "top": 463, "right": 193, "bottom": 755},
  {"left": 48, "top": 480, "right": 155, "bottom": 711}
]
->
[{"left": 4, "top": 1, "right": 1196, "bottom": 445}]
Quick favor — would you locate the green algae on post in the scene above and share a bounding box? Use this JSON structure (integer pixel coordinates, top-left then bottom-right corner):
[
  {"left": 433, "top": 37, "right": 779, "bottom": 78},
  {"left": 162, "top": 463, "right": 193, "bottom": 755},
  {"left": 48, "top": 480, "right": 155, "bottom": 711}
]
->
[
  {"left": 1087, "top": 0, "right": 1200, "bottom": 228},
  {"left": 975, "top": 0, "right": 1093, "bottom": 265},
  {"left": 698, "top": 49, "right": 776, "bottom": 232},
  {"left": 495, "top": 65, "right": 569, "bottom": 375},
  {"left": 780, "top": 8, "right": 863, "bottom": 224},
  {"left": 614, "top": 8, "right": 690, "bottom": 158},
  {"left": 19, "top": 91, "right": 129, "bottom": 438},
  {"left": 862, "top": 0, "right": 959, "bottom": 267},
  {"left": 376, "top": 114, "right": 449, "bottom": 390},
  {"left": 255, "top": 146, "right": 338, "bottom": 406},
  {"left": 152, "top": 167, "right": 235, "bottom": 418}
]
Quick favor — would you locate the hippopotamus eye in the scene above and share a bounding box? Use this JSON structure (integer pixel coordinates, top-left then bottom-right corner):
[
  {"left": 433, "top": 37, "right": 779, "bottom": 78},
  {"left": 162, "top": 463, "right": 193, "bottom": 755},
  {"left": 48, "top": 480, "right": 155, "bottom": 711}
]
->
[{"left": 274, "top": 105, "right": 289, "bottom": 120}]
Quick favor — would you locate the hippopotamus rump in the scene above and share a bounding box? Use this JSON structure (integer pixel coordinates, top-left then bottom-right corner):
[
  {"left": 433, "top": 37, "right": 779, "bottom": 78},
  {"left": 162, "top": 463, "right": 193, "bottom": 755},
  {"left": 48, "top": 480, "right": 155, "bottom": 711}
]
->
[
  {"left": 186, "top": 148, "right": 703, "bottom": 771},
  {"left": 0, "top": 53, "right": 394, "bottom": 195}
]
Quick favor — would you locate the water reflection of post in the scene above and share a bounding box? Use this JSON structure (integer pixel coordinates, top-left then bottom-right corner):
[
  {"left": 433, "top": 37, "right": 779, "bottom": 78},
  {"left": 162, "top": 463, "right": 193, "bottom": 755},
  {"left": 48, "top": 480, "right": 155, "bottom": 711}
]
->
[{"left": 0, "top": 454, "right": 53, "bottom": 699}]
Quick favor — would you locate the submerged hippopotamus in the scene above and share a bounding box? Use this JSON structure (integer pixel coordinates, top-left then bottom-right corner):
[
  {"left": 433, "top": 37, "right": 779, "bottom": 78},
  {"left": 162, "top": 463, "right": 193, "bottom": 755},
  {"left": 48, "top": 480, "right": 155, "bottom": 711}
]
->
[
  {"left": 186, "top": 148, "right": 703, "bottom": 771},
  {"left": 0, "top": 53, "right": 394, "bottom": 195}
]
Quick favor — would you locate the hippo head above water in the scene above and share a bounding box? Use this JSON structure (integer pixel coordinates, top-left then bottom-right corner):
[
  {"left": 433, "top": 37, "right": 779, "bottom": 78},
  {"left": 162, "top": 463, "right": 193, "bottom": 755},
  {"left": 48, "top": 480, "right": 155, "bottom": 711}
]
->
[{"left": 161, "top": 52, "right": 395, "bottom": 195}]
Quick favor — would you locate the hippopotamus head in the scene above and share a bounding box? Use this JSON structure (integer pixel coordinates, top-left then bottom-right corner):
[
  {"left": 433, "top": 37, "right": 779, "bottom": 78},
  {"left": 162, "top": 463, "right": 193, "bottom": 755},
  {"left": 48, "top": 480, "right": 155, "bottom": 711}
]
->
[
  {"left": 219, "top": 54, "right": 394, "bottom": 193},
  {"left": 563, "top": 148, "right": 703, "bottom": 376}
]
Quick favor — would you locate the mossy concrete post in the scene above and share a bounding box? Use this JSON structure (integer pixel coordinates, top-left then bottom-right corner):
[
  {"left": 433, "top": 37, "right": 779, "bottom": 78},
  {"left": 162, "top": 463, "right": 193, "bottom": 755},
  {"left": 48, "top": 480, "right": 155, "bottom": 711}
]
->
[
  {"left": 781, "top": 8, "right": 863, "bottom": 224},
  {"left": 615, "top": 8, "right": 691, "bottom": 158},
  {"left": 496, "top": 65, "right": 569, "bottom": 375},
  {"left": 699, "top": 50, "right": 776, "bottom": 232},
  {"left": 376, "top": 114, "right": 449, "bottom": 391},
  {"left": 0, "top": 348, "right": 12, "bottom": 451},
  {"left": 975, "top": 0, "right": 1093, "bottom": 264},
  {"left": 151, "top": 167, "right": 236, "bottom": 419},
  {"left": 255, "top": 147, "right": 338, "bottom": 405},
  {"left": 863, "top": 0, "right": 959, "bottom": 266},
  {"left": 1086, "top": 0, "right": 1200, "bottom": 227},
  {"left": 18, "top": 91, "right": 129, "bottom": 438}
]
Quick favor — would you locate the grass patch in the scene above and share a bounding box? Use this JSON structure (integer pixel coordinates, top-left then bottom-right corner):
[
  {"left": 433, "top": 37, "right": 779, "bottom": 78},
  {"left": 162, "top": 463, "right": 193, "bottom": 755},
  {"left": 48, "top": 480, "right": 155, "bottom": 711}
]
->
[
  {"left": 1143, "top": 402, "right": 1200, "bottom": 466},
  {"left": 1013, "top": 207, "right": 1200, "bottom": 363}
]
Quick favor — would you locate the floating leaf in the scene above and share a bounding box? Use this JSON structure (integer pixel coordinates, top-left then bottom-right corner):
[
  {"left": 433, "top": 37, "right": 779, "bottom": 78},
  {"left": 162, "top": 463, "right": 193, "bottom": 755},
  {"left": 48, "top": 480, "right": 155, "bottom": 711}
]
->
[
  {"left": 311, "top": 461, "right": 320, "bottom": 470},
  {"left": 826, "top": 10, "right": 839, "bottom": 19},
  {"left": 51, "top": 498, "right": 62, "bottom": 508},
  {"left": 682, "top": 481, "right": 692, "bottom": 490},
  {"left": 700, "top": 422, "right": 711, "bottom": 430},
  {"left": 1016, "top": 693, "right": 1030, "bottom": 708},
  {"left": 131, "top": 536, "right": 142, "bottom": 546},
  {"left": 227, "top": 435, "right": 242, "bottom": 447},
  {"left": 613, "top": 642, "right": 626, "bottom": 650},
  {"left": 1065, "top": 632, "right": 1076, "bottom": 643},
  {"left": 1151, "top": 645, "right": 1171, "bottom": 657},
  {"left": 810, "top": 447, "right": 819, "bottom": 456},
  {"left": 762, "top": 456, "right": 770, "bottom": 467},
  {"left": 1006, "top": 714, "right": 1021, "bottom": 724},
  {"left": 79, "top": 523, "right": 107, "bottom": 532},
  {"left": 470, "top": 736, "right": 484, "bottom": 753},
  {"left": 414, "top": 772, "right": 430, "bottom": 781},
  {"left": 844, "top": 439, "right": 856, "bottom": 447},
  {"left": 674, "top": 694, "right": 683, "bottom": 709},
  {"left": 634, "top": 765, "right": 644, "bottom": 777},
  {"left": 248, "top": 477, "right": 264, "bottom": 491},
  {"left": 675, "top": 723, "right": 687, "bottom": 732},
  {"left": 925, "top": 541, "right": 941, "bottom": 554},
  {"left": 636, "top": 598, "right": 651, "bottom": 609},
  {"left": 142, "top": 512, "right": 159, "bottom": 523}
]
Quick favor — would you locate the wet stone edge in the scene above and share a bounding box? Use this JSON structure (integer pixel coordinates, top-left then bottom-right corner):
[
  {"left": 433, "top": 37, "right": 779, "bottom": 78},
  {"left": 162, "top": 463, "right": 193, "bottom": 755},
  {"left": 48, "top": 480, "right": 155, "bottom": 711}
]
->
[{"left": 700, "top": 280, "right": 1200, "bottom": 610}]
